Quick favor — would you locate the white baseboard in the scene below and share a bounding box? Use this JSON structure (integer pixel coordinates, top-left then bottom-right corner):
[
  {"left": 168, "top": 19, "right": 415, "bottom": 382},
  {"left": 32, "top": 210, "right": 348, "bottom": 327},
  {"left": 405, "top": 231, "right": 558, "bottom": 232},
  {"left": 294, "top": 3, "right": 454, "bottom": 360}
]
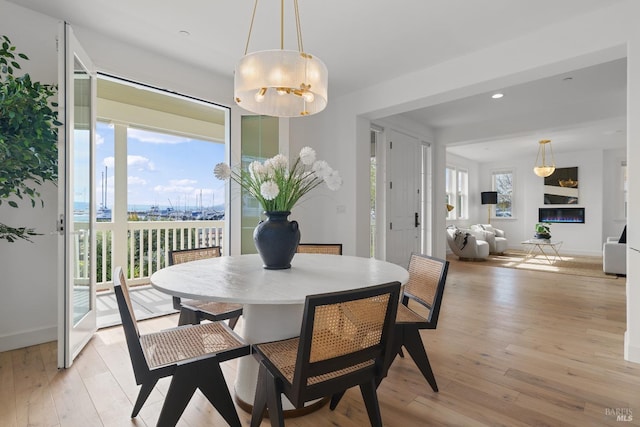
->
[{"left": 0, "top": 326, "right": 57, "bottom": 353}]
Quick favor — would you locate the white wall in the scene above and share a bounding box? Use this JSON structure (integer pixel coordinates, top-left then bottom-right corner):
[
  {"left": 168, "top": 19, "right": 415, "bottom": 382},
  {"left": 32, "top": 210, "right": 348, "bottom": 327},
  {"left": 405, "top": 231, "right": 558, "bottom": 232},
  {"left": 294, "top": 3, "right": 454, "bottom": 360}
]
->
[
  {"left": 477, "top": 149, "right": 606, "bottom": 256},
  {"left": 0, "top": 1, "right": 61, "bottom": 351}
]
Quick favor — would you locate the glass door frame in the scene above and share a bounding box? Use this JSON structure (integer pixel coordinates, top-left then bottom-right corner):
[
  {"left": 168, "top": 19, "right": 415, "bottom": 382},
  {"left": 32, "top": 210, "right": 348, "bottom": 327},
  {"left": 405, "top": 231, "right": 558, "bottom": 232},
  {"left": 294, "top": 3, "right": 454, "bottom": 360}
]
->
[{"left": 57, "top": 22, "right": 97, "bottom": 368}]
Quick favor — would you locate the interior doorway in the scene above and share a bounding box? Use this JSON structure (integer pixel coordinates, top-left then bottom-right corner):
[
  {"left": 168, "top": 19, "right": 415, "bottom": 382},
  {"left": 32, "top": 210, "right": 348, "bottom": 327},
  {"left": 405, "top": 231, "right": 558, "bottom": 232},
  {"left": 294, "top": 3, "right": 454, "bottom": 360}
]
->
[{"left": 372, "top": 126, "right": 425, "bottom": 267}]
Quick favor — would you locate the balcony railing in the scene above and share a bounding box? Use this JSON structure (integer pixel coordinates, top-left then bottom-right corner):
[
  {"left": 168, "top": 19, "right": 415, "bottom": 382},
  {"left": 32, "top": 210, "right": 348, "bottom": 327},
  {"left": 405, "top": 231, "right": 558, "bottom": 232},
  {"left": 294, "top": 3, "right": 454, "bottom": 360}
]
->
[{"left": 75, "top": 220, "right": 224, "bottom": 291}]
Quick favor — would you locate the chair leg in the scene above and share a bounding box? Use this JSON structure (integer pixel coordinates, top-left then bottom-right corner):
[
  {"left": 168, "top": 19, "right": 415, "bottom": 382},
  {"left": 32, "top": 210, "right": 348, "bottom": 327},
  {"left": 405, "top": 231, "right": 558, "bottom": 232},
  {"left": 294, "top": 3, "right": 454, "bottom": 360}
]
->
[
  {"left": 331, "top": 328, "right": 402, "bottom": 412},
  {"left": 131, "top": 378, "right": 159, "bottom": 417},
  {"left": 178, "top": 307, "right": 200, "bottom": 325},
  {"left": 250, "top": 363, "right": 269, "bottom": 427},
  {"left": 156, "top": 364, "right": 199, "bottom": 427},
  {"left": 259, "top": 361, "right": 285, "bottom": 427},
  {"left": 329, "top": 390, "right": 346, "bottom": 410},
  {"left": 404, "top": 329, "right": 438, "bottom": 392},
  {"left": 198, "top": 360, "right": 242, "bottom": 427},
  {"left": 359, "top": 378, "right": 383, "bottom": 427},
  {"left": 228, "top": 315, "right": 240, "bottom": 330}
]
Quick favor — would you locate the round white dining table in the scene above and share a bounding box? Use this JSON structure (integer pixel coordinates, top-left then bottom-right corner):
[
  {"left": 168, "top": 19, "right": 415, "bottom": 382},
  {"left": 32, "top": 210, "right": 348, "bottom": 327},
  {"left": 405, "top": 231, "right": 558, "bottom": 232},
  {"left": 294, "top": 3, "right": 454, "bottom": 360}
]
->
[{"left": 150, "top": 253, "right": 410, "bottom": 411}]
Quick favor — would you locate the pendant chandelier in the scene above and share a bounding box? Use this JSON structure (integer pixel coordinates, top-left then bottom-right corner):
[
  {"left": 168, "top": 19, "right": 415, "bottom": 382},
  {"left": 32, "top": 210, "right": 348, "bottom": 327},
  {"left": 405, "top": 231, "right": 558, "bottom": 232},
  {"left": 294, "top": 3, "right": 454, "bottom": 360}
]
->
[
  {"left": 234, "top": 0, "right": 328, "bottom": 117},
  {"left": 533, "top": 139, "right": 556, "bottom": 177}
]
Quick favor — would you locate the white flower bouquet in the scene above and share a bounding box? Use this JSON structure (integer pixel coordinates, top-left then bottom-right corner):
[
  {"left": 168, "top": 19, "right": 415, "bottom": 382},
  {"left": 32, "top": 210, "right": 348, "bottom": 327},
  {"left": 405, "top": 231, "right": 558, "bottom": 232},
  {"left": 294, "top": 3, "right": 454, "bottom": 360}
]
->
[{"left": 214, "top": 147, "right": 342, "bottom": 212}]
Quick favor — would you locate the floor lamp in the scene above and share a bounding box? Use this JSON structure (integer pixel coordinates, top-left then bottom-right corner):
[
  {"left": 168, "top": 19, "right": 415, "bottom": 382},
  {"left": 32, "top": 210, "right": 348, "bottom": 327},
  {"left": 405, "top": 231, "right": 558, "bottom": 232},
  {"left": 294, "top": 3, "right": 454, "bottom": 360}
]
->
[{"left": 481, "top": 191, "right": 498, "bottom": 224}]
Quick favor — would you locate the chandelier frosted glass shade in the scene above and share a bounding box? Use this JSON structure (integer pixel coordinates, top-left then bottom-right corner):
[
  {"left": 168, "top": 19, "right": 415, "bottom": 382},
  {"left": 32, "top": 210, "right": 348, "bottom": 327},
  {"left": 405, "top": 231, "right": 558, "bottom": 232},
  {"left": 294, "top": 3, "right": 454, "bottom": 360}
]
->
[
  {"left": 234, "top": 49, "right": 328, "bottom": 117},
  {"left": 533, "top": 166, "right": 556, "bottom": 177},
  {"left": 533, "top": 139, "right": 555, "bottom": 177}
]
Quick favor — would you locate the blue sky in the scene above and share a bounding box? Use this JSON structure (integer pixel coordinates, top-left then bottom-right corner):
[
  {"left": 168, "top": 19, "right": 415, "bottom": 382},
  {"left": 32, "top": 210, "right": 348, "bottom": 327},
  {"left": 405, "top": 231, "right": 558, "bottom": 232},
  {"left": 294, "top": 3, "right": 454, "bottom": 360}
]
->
[{"left": 96, "top": 122, "right": 226, "bottom": 211}]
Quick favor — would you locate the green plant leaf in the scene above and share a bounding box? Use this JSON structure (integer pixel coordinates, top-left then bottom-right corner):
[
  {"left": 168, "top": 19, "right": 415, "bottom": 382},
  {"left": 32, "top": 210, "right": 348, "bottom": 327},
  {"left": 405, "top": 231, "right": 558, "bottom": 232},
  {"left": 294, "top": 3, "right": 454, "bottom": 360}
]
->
[{"left": 1, "top": 34, "right": 60, "bottom": 242}]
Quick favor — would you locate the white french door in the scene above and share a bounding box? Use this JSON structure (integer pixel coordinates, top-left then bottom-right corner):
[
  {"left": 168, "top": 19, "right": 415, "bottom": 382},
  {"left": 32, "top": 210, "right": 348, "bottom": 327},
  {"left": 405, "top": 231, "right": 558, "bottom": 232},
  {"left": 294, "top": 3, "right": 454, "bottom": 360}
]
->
[
  {"left": 57, "top": 23, "right": 97, "bottom": 368},
  {"left": 385, "top": 129, "right": 421, "bottom": 267}
]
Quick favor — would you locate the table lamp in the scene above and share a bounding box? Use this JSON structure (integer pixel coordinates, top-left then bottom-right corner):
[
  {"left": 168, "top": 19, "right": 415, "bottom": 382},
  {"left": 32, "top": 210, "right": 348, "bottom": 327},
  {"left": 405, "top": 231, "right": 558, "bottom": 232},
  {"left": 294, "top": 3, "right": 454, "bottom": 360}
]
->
[{"left": 481, "top": 191, "right": 498, "bottom": 224}]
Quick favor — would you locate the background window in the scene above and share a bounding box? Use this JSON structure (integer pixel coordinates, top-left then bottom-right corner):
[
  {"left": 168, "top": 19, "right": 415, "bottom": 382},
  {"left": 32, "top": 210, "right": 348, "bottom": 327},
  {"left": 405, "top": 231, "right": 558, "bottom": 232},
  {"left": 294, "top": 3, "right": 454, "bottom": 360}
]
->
[
  {"left": 492, "top": 171, "right": 513, "bottom": 218},
  {"left": 446, "top": 166, "right": 468, "bottom": 220}
]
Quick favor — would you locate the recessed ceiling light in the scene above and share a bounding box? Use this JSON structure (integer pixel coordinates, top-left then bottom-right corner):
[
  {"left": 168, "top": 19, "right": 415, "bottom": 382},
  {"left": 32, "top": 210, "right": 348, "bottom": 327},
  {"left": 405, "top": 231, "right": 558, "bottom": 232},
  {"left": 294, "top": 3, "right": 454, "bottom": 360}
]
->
[
  {"left": 178, "top": 30, "right": 191, "bottom": 36},
  {"left": 491, "top": 93, "right": 504, "bottom": 99}
]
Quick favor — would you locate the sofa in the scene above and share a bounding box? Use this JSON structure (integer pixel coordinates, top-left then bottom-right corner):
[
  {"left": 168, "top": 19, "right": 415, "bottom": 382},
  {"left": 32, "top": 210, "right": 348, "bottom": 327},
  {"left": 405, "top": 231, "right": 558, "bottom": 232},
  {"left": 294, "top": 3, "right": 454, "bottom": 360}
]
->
[
  {"left": 446, "top": 227, "right": 490, "bottom": 261},
  {"left": 471, "top": 224, "right": 508, "bottom": 254},
  {"left": 603, "top": 226, "right": 626, "bottom": 275}
]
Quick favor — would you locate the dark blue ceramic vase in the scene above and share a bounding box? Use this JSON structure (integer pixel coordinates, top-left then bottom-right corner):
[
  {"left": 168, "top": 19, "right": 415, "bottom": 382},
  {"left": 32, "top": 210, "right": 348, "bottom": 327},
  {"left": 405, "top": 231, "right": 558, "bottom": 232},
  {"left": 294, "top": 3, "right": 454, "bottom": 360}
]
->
[{"left": 253, "top": 211, "right": 301, "bottom": 269}]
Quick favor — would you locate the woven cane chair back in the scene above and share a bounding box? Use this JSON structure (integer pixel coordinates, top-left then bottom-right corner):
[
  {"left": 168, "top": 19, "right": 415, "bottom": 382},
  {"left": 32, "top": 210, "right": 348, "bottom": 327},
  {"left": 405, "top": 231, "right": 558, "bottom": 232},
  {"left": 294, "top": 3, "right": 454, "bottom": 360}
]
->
[
  {"left": 167, "top": 247, "right": 242, "bottom": 328},
  {"left": 115, "top": 267, "right": 141, "bottom": 338},
  {"left": 402, "top": 253, "right": 449, "bottom": 326},
  {"left": 296, "top": 243, "right": 343, "bottom": 255},
  {"left": 169, "top": 246, "right": 221, "bottom": 265},
  {"left": 294, "top": 282, "right": 400, "bottom": 400}
]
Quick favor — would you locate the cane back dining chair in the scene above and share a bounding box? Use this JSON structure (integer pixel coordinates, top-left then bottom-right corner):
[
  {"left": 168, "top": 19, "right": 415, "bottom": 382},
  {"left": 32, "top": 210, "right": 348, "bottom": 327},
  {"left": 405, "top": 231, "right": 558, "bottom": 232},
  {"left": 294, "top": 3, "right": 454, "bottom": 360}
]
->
[
  {"left": 296, "top": 243, "right": 343, "bottom": 255},
  {"left": 169, "top": 247, "right": 243, "bottom": 328},
  {"left": 113, "top": 266, "right": 250, "bottom": 427},
  {"left": 330, "top": 253, "right": 449, "bottom": 410},
  {"left": 250, "top": 281, "right": 401, "bottom": 427},
  {"left": 392, "top": 253, "right": 449, "bottom": 391}
]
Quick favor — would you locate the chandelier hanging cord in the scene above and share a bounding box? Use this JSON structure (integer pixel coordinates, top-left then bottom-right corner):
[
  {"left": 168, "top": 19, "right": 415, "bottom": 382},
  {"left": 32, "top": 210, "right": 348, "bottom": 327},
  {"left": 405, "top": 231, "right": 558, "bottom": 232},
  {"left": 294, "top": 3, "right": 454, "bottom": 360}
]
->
[
  {"left": 244, "top": 0, "right": 259, "bottom": 55},
  {"left": 294, "top": 0, "right": 303, "bottom": 53},
  {"left": 535, "top": 139, "right": 555, "bottom": 169},
  {"left": 244, "top": 0, "right": 305, "bottom": 55}
]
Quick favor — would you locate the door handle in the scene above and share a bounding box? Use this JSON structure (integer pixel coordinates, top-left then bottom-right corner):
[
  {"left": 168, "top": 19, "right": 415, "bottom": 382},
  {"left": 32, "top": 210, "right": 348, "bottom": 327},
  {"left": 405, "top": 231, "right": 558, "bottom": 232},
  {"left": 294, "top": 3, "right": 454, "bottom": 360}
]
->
[{"left": 414, "top": 212, "right": 420, "bottom": 228}]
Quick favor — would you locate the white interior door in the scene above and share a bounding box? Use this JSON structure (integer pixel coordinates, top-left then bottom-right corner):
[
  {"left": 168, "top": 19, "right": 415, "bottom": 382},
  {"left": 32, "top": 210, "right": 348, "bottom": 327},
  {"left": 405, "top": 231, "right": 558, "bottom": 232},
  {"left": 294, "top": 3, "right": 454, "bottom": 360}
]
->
[
  {"left": 57, "top": 23, "right": 97, "bottom": 368},
  {"left": 385, "top": 129, "right": 421, "bottom": 267}
]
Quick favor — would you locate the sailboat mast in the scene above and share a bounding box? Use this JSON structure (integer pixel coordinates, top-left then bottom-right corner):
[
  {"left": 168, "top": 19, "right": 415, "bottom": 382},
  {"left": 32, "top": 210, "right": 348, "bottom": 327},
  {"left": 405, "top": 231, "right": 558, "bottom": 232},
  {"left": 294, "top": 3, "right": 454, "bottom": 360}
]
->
[{"left": 104, "top": 166, "right": 107, "bottom": 208}]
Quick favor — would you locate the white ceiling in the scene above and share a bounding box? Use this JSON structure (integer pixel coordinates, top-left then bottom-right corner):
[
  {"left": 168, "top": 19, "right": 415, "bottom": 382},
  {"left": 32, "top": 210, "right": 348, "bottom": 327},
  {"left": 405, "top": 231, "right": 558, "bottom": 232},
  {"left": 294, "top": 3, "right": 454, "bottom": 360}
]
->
[
  {"left": 399, "top": 58, "right": 627, "bottom": 162},
  {"left": 8, "top": 0, "right": 627, "bottom": 161}
]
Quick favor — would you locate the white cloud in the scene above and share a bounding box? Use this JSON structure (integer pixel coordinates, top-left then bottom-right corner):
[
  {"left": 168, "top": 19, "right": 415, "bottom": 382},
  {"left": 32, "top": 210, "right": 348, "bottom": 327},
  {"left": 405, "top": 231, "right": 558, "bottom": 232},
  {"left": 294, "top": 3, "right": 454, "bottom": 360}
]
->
[
  {"left": 128, "top": 176, "right": 147, "bottom": 185},
  {"left": 154, "top": 183, "right": 195, "bottom": 193},
  {"left": 169, "top": 179, "right": 197, "bottom": 186},
  {"left": 103, "top": 157, "right": 115, "bottom": 168},
  {"left": 96, "top": 133, "right": 105, "bottom": 145},
  {"left": 102, "top": 156, "right": 154, "bottom": 171},
  {"left": 128, "top": 128, "right": 191, "bottom": 144},
  {"left": 128, "top": 155, "right": 155, "bottom": 171}
]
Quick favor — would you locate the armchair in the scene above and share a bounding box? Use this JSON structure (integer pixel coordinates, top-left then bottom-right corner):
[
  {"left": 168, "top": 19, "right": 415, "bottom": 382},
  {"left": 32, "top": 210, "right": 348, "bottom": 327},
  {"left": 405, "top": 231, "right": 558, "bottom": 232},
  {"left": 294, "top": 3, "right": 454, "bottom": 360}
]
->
[
  {"left": 446, "top": 227, "right": 489, "bottom": 261},
  {"left": 470, "top": 224, "right": 508, "bottom": 254},
  {"left": 603, "top": 227, "right": 626, "bottom": 275}
]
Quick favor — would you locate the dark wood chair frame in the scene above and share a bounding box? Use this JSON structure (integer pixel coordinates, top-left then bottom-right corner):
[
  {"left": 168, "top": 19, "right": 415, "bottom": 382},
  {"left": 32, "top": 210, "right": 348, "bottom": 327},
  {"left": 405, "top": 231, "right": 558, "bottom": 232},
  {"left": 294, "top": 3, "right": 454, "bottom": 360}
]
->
[
  {"left": 330, "top": 253, "right": 449, "bottom": 409},
  {"left": 296, "top": 243, "right": 343, "bottom": 255},
  {"left": 113, "top": 266, "right": 250, "bottom": 427},
  {"left": 393, "top": 253, "right": 449, "bottom": 391},
  {"left": 169, "top": 246, "right": 243, "bottom": 328},
  {"left": 250, "top": 281, "right": 401, "bottom": 427}
]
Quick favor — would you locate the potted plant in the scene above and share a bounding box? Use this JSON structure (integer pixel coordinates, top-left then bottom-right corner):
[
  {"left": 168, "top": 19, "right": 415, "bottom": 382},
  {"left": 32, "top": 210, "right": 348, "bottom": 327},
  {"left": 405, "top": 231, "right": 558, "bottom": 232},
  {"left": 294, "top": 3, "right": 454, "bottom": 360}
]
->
[
  {"left": 0, "top": 35, "right": 61, "bottom": 242},
  {"left": 214, "top": 147, "right": 341, "bottom": 269},
  {"left": 535, "top": 222, "right": 551, "bottom": 240}
]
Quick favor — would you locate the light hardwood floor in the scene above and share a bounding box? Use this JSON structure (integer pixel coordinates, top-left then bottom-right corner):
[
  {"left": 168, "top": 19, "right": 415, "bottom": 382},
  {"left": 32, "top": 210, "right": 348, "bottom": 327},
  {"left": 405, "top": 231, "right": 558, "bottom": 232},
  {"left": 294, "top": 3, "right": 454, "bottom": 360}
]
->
[{"left": 1, "top": 259, "right": 638, "bottom": 426}]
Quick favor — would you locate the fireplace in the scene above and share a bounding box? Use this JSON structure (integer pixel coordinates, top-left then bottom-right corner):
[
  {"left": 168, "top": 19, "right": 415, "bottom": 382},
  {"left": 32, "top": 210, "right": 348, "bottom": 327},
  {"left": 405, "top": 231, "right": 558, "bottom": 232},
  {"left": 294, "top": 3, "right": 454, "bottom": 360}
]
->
[{"left": 538, "top": 207, "right": 585, "bottom": 223}]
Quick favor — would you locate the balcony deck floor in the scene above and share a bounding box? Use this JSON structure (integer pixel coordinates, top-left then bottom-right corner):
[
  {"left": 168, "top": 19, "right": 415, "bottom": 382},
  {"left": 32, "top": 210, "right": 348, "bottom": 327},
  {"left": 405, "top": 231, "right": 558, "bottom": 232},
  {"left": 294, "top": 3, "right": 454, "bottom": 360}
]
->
[{"left": 96, "top": 285, "right": 177, "bottom": 329}]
